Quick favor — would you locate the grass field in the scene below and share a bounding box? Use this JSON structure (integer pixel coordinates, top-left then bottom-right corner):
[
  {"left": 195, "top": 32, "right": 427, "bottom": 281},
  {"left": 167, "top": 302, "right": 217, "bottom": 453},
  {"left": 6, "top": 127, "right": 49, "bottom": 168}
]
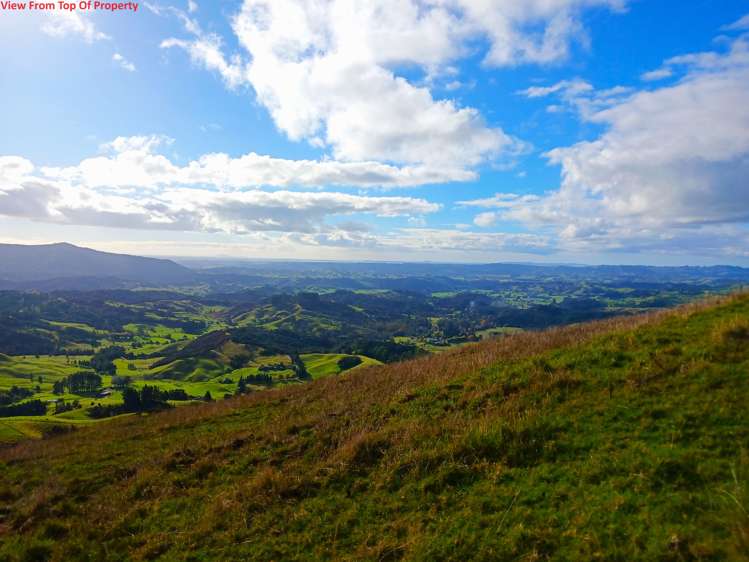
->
[
  {"left": 0, "top": 349, "right": 384, "bottom": 445},
  {"left": 474, "top": 326, "right": 524, "bottom": 339},
  {"left": 301, "top": 353, "right": 382, "bottom": 379},
  {"left": 0, "top": 292, "right": 746, "bottom": 560}
]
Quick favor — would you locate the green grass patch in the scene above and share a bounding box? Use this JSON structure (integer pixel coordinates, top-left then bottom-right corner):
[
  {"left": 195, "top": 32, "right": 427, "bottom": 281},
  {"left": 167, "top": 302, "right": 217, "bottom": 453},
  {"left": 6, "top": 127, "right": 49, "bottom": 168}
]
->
[{"left": 301, "top": 353, "right": 381, "bottom": 379}]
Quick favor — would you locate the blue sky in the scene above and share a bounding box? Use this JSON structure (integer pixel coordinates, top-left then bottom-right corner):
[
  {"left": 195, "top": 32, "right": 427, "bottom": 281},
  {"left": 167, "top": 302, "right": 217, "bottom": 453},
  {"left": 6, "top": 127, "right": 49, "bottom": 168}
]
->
[{"left": 0, "top": 0, "right": 748, "bottom": 264}]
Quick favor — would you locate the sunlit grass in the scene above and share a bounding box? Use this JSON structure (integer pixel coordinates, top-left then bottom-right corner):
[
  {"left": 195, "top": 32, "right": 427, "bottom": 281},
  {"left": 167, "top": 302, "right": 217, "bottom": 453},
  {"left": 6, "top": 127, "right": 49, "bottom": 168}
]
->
[{"left": 0, "top": 292, "right": 747, "bottom": 560}]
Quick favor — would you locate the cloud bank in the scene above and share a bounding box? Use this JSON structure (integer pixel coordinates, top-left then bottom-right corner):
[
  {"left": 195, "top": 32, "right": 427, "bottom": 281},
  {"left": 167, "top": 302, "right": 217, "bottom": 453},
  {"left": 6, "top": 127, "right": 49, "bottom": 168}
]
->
[{"left": 471, "top": 32, "right": 749, "bottom": 257}]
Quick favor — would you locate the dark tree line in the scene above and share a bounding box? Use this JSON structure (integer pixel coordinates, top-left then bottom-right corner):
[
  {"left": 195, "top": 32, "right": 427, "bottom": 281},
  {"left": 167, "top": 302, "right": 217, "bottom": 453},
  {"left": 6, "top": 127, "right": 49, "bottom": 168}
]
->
[
  {"left": 90, "top": 385, "right": 197, "bottom": 419},
  {"left": 0, "top": 400, "right": 47, "bottom": 418},
  {"left": 337, "top": 355, "right": 362, "bottom": 371},
  {"left": 123, "top": 385, "right": 197, "bottom": 411},
  {"left": 53, "top": 372, "right": 102, "bottom": 395},
  {"left": 239, "top": 373, "right": 273, "bottom": 386},
  {"left": 54, "top": 399, "right": 81, "bottom": 415},
  {"left": 290, "top": 352, "right": 311, "bottom": 380},
  {"left": 0, "top": 386, "right": 34, "bottom": 406}
]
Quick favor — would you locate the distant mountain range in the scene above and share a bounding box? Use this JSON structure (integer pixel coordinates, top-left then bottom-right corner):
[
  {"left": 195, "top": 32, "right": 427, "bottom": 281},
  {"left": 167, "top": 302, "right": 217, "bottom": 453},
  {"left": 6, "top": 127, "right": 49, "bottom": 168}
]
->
[
  {"left": 0, "top": 243, "right": 195, "bottom": 288},
  {"left": 1, "top": 242, "right": 748, "bottom": 292}
]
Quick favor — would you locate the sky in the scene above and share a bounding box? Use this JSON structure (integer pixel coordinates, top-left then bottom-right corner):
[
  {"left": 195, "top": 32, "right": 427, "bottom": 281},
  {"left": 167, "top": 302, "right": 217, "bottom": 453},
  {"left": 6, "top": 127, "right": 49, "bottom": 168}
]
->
[{"left": 0, "top": 0, "right": 748, "bottom": 265}]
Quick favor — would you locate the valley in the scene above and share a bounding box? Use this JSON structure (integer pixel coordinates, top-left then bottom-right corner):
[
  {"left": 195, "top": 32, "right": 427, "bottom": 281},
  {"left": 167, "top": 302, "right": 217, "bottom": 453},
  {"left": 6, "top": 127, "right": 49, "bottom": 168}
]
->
[
  {"left": 0, "top": 244, "right": 747, "bottom": 445},
  {"left": 1, "top": 288, "right": 747, "bottom": 560}
]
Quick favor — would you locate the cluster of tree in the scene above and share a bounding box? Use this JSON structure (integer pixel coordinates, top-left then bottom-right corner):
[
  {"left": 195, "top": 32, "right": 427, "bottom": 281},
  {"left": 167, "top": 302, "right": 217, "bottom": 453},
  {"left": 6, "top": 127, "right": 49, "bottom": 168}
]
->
[
  {"left": 0, "top": 386, "right": 34, "bottom": 406},
  {"left": 290, "top": 352, "right": 311, "bottom": 380},
  {"left": 110, "top": 375, "right": 133, "bottom": 389},
  {"left": 337, "top": 355, "right": 362, "bottom": 371},
  {"left": 230, "top": 354, "right": 251, "bottom": 370},
  {"left": 122, "top": 385, "right": 196, "bottom": 412},
  {"left": 348, "top": 340, "right": 420, "bottom": 363},
  {"left": 239, "top": 373, "right": 273, "bottom": 387},
  {"left": 53, "top": 372, "right": 102, "bottom": 395},
  {"left": 240, "top": 373, "right": 273, "bottom": 386},
  {"left": 0, "top": 399, "right": 47, "bottom": 418},
  {"left": 232, "top": 326, "right": 332, "bottom": 355},
  {"left": 88, "top": 403, "right": 125, "bottom": 419},
  {"left": 258, "top": 363, "right": 289, "bottom": 372},
  {"left": 90, "top": 385, "right": 199, "bottom": 419},
  {"left": 89, "top": 346, "right": 127, "bottom": 375},
  {"left": 0, "top": 326, "right": 58, "bottom": 355},
  {"left": 54, "top": 399, "right": 81, "bottom": 415}
]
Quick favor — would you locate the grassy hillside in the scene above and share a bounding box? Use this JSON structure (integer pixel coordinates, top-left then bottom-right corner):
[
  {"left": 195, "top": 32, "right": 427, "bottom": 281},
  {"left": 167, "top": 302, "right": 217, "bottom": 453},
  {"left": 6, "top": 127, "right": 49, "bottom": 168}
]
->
[
  {"left": 1, "top": 293, "right": 748, "bottom": 561},
  {"left": 301, "top": 353, "right": 382, "bottom": 379}
]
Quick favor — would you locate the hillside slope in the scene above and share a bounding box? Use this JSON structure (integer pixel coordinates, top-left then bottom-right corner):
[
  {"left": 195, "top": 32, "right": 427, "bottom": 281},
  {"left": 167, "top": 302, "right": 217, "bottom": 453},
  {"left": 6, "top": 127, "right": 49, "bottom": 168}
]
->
[
  {"left": 0, "top": 243, "right": 195, "bottom": 286},
  {"left": 1, "top": 293, "right": 748, "bottom": 561}
]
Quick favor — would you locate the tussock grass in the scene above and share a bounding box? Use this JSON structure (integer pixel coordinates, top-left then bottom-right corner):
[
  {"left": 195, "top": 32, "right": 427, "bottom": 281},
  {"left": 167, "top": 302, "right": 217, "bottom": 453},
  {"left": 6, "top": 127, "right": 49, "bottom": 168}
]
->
[{"left": 0, "top": 291, "right": 748, "bottom": 560}]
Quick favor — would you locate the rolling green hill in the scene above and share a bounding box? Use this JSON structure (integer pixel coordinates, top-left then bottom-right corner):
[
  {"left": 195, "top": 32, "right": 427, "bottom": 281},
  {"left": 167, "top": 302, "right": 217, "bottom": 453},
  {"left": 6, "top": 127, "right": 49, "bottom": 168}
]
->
[{"left": 0, "top": 293, "right": 748, "bottom": 561}]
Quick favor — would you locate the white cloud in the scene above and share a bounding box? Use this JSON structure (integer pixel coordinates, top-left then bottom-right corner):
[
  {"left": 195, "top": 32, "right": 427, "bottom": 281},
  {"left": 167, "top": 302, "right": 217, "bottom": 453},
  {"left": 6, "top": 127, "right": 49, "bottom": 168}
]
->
[
  {"left": 41, "top": 11, "right": 110, "bottom": 43},
  {"left": 160, "top": 0, "right": 626, "bottom": 169},
  {"left": 722, "top": 13, "right": 749, "bottom": 32},
  {"left": 60, "top": 228, "right": 554, "bottom": 261},
  {"left": 518, "top": 79, "right": 593, "bottom": 98},
  {"left": 456, "top": 0, "right": 627, "bottom": 67},
  {"left": 187, "top": 0, "right": 198, "bottom": 13},
  {"left": 113, "top": 53, "right": 136, "bottom": 72},
  {"left": 473, "top": 212, "right": 499, "bottom": 227},
  {"left": 491, "top": 35, "right": 749, "bottom": 256},
  {"left": 283, "top": 227, "right": 550, "bottom": 256},
  {"left": 460, "top": 193, "right": 541, "bottom": 209},
  {"left": 640, "top": 67, "right": 673, "bottom": 81},
  {"left": 460, "top": 193, "right": 542, "bottom": 227},
  {"left": 161, "top": 36, "right": 247, "bottom": 89},
  {"left": 518, "top": 78, "right": 632, "bottom": 117},
  {"left": 101, "top": 135, "right": 173, "bottom": 154},
  {"left": 638, "top": 32, "right": 749, "bottom": 85},
  {"left": 40, "top": 134, "right": 473, "bottom": 190},
  {"left": 0, "top": 156, "right": 35, "bottom": 181},
  {"left": 378, "top": 228, "right": 551, "bottom": 254},
  {"left": 0, "top": 150, "right": 440, "bottom": 235}
]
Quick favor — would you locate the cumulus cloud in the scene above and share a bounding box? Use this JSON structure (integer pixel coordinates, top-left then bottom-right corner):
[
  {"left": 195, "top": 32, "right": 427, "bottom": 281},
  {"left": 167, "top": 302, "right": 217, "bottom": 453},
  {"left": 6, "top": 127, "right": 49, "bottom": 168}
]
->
[
  {"left": 473, "top": 212, "right": 500, "bottom": 227},
  {"left": 0, "top": 145, "right": 440, "bottom": 236},
  {"left": 459, "top": 193, "right": 543, "bottom": 228},
  {"left": 39, "top": 134, "right": 472, "bottom": 190},
  {"left": 41, "top": 11, "right": 110, "bottom": 43},
  {"left": 484, "top": 34, "right": 749, "bottom": 256},
  {"left": 159, "top": 0, "right": 626, "bottom": 168},
  {"left": 457, "top": 0, "right": 627, "bottom": 66}
]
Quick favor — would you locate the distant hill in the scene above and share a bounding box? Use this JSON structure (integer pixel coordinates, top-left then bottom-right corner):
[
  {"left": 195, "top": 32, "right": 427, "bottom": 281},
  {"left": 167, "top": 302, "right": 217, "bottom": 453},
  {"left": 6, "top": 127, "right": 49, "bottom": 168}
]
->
[
  {"left": 0, "top": 243, "right": 195, "bottom": 287},
  {"left": 1, "top": 292, "right": 747, "bottom": 560},
  {"left": 193, "top": 259, "right": 749, "bottom": 283}
]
